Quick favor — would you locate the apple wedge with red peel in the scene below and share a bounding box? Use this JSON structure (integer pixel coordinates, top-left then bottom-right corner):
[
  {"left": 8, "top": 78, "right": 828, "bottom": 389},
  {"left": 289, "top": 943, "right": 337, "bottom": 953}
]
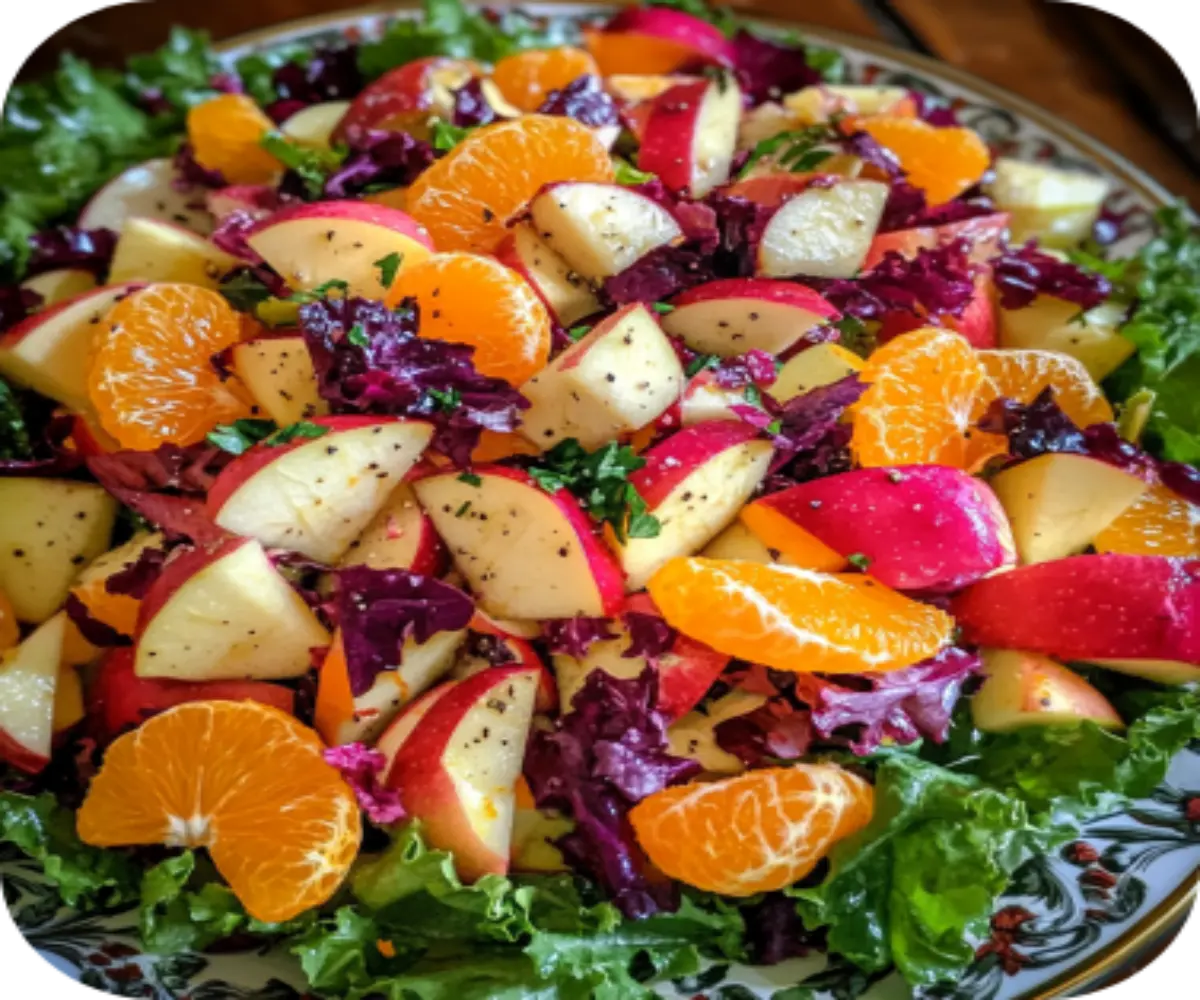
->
[
  {"left": 989, "top": 453, "right": 1148, "bottom": 565},
  {"left": 971, "top": 649, "right": 1122, "bottom": 733},
  {"left": 339, "top": 482, "right": 445, "bottom": 576},
  {"left": 208, "top": 415, "right": 434, "bottom": 563},
  {"left": 953, "top": 554, "right": 1200, "bottom": 664},
  {"left": 772, "top": 343, "right": 864, "bottom": 402},
  {"left": 613, "top": 421, "right": 774, "bottom": 590},
  {"left": 376, "top": 682, "right": 455, "bottom": 777},
  {"left": 334, "top": 57, "right": 478, "bottom": 141},
  {"left": 606, "top": 74, "right": 701, "bottom": 102},
  {"left": 414, "top": 465, "right": 625, "bottom": 620},
  {"left": 450, "top": 636, "right": 557, "bottom": 714},
  {"left": 663, "top": 278, "right": 840, "bottom": 357},
  {"left": 742, "top": 466, "right": 1016, "bottom": 591},
  {"left": 107, "top": 218, "right": 239, "bottom": 288},
  {"left": 0, "top": 282, "right": 143, "bottom": 412},
  {"left": 79, "top": 157, "right": 214, "bottom": 235},
  {"left": 639, "top": 75, "right": 742, "bottom": 198},
  {"left": 135, "top": 537, "right": 331, "bottom": 681},
  {"left": 680, "top": 370, "right": 744, "bottom": 426},
  {"left": 0, "top": 615, "right": 65, "bottom": 774},
  {"left": 862, "top": 212, "right": 1011, "bottom": 271},
  {"left": 512, "top": 777, "right": 573, "bottom": 873},
  {"left": 20, "top": 269, "right": 97, "bottom": 308},
  {"left": 495, "top": 223, "right": 601, "bottom": 327},
  {"left": 207, "top": 185, "right": 280, "bottom": 222},
  {"left": 386, "top": 665, "right": 541, "bottom": 880},
  {"left": 757, "top": 180, "right": 889, "bottom": 279},
  {"left": 247, "top": 200, "right": 434, "bottom": 300},
  {"left": 528, "top": 182, "right": 684, "bottom": 281},
  {"left": 230, "top": 336, "right": 329, "bottom": 427},
  {"left": 520, "top": 303, "right": 684, "bottom": 451},
  {"left": 281, "top": 101, "right": 351, "bottom": 150}
]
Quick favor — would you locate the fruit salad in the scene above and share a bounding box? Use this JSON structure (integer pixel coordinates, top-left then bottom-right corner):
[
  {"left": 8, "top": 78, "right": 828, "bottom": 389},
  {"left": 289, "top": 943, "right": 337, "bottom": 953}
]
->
[{"left": 1, "top": 1, "right": 1199, "bottom": 996}]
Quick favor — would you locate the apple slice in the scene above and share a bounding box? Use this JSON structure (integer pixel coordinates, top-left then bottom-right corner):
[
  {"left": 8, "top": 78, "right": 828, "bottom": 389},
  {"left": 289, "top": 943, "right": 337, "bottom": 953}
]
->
[
  {"left": 862, "top": 212, "right": 1011, "bottom": 271},
  {"left": 639, "top": 76, "right": 742, "bottom": 198},
  {"left": 771, "top": 343, "right": 864, "bottom": 402},
  {"left": 339, "top": 482, "right": 445, "bottom": 575},
  {"left": 989, "top": 453, "right": 1148, "bottom": 565},
  {"left": 784, "top": 85, "right": 914, "bottom": 125},
  {"left": 107, "top": 218, "right": 239, "bottom": 287},
  {"left": 376, "top": 682, "right": 456, "bottom": 774},
  {"left": 528, "top": 182, "right": 684, "bottom": 281},
  {"left": 606, "top": 74, "right": 700, "bottom": 102},
  {"left": 0, "top": 615, "right": 66, "bottom": 774},
  {"left": 585, "top": 7, "right": 736, "bottom": 74},
  {"left": 512, "top": 777, "right": 573, "bottom": 873},
  {"left": 998, "top": 297, "right": 1134, "bottom": 381},
  {"left": 314, "top": 627, "right": 466, "bottom": 746},
  {"left": 0, "top": 479, "right": 118, "bottom": 624},
  {"left": 246, "top": 201, "right": 435, "bottom": 300},
  {"left": 334, "top": 57, "right": 478, "bottom": 141},
  {"left": 663, "top": 278, "right": 839, "bottom": 356},
  {"left": 520, "top": 303, "right": 685, "bottom": 451},
  {"left": 1085, "top": 658, "right": 1200, "bottom": 686},
  {"left": 613, "top": 422, "right": 774, "bottom": 590},
  {"left": 553, "top": 593, "right": 729, "bottom": 720},
  {"left": 413, "top": 465, "right": 625, "bottom": 620},
  {"left": 741, "top": 466, "right": 1016, "bottom": 591},
  {"left": 0, "top": 282, "right": 142, "bottom": 411},
  {"left": 208, "top": 415, "right": 434, "bottom": 563},
  {"left": 53, "top": 663, "right": 85, "bottom": 734},
  {"left": 971, "top": 649, "right": 1122, "bottom": 732},
  {"left": 495, "top": 222, "right": 602, "bottom": 327},
  {"left": 229, "top": 335, "right": 329, "bottom": 426},
  {"left": 91, "top": 647, "right": 295, "bottom": 738},
  {"left": 985, "top": 158, "right": 1110, "bottom": 249},
  {"left": 701, "top": 521, "right": 798, "bottom": 565},
  {"left": 385, "top": 665, "right": 541, "bottom": 880},
  {"left": 952, "top": 554, "right": 1200, "bottom": 664},
  {"left": 20, "top": 269, "right": 97, "bottom": 307},
  {"left": 756, "top": 180, "right": 889, "bottom": 279},
  {"left": 68, "top": 530, "right": 165, "bottom": 646},
  {"left": 281, "top": 101, "right": 352, "bottom": 149},
  {"left": 79, "top": 157, "right": 214, "bottom": 235},
  {"left": 135, "top": 537, "right": 330, "bottom": 681},
  {"left": 680, "top": 370, "right": 744, "bottom": 426},
  {"left": 450, "top": 615, "right": 556, "bottom": 712},
  {"left": 667, "top": 689, "right": 769, "bottom": 775}
]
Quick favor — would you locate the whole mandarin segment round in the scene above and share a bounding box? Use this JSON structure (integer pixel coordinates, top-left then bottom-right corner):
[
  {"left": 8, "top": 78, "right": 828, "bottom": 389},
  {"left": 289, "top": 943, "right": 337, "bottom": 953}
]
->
[
  {"left": 77, "top": 701, "right": 361, "bottom": 924},
  {"left": 629, "top": 765, "right": 874, "bottom": 896},
  {"left": 858, "top": 117, "right": 991, "bottom": 206},
  {"left": 386, "top": 253, "right": 552, "bottom": 384},
  {"left": 976, "top": 349, "right": 1114, "bottom": 427},
  {"left": 851, "top": 327, "right": 989, "bottom": 469},
  {"left": 187, "top": 94, "right": 284, "bottom": 185},
  {"left": 646, "top": 557, "right": 953, "bottom": 674},
  {"left": 491, "top": 47, "right": 599, "bottom": 111},
  {"left": 88, "top": 284, "right": 254, "bottom": 450},
  {"left": 1094, "top": 483, "right": 1200, "bottom": 557},
  {"left": 404, "top": 115, "right": 614, "bottom": 254}
]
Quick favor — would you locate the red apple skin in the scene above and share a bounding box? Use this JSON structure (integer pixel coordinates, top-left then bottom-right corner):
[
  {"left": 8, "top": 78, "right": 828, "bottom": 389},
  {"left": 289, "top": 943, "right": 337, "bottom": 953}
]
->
[
  {"left": 0, "top": 730, "right": 50, "bottom": 774},
  {"left": 473, "top": 465, "right": 627, "bottom": 617},
  {"left": 207, "top": 184, "right": 280, "bottom": 221},
  {"left": 623, "top": 593, "right": 728, "bottom": 720},
  {"left": 70, "top": 414, "right": 119, "bottom": 457},
  {"left": 386, "top": 665, "right": 539, "bottom": 879},
  {"left": 90, "top": 648, "right": 295, "bottom": 738},
  {"left": 863, "top": 212, "right": 1011, "bottom": 271},
  {"left": 602, "top": 7, "right": 736, "bottom": 66},
  {"left": 334, "top": 58, "right": 452, "bottom": 139},
  {"left": 878, "top": 273, "right": 997, "bottom": 349},
  {"left": 952, "top": 555, "right": 1200, "bottom": 664},
  {"left": 493, "top": 230, "right": 599, "bottom": 326},
  {"left": 205, "top": 415, "right": 414, "bottom": 514},
  {"left": 136, "top": 537, "right": 250, "bottom": 634},
  {"left": 751, "top": 466, "right": 1015, "bottom": 591},
  {"left": 468, "top": 614, "right": 557, "bottom": 712},
  {"left": 669, "top": 278, "right": 840, "bottom": 320},
  {"left": 0, "top": 283, "right": 144, "bottom": 349},
  {"left": 638, "top": 80, "right": 713, "bottom": 194},
  {"left": 631, "top": 421, "right": 764, "bottom": 508},
  {"left": 247, "top": 200, "right": 434, "bottom": 250}
]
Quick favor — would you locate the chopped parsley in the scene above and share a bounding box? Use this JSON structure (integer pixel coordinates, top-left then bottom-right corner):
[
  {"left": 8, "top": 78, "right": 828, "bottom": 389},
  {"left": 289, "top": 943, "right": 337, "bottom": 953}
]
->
[
  {"left": 269, "top": 421, "right": 331, "bottom": 447},
  {"left": 431, "top": 121, "right": 477, "bottom": 152},
  {"left": 846, "top": 552, "right": 872, "bottom": 571},
  {"left": 685, "top": 353, "right": 722, "bottom": 377},
  {"left": 455, "top": 500, "right": 472, "bottom": 517},
  {"left": 567, "top": 324, "right": 592, "bottom": 342},
  {"left": 652, "top": 302, "right": 676, "bottom": 315},
  {"left": 614, "top": 158, "right": 657, "bottom": 187},
  {"left": 743, "top": 385, "right": 763, "bottom": 407},
  {"left": 260, "top": 132, "right": 346, "bottom": 199},
  {"left": 218, "top": 270, "right": 276, "bottom": 313},
  {"left": 290, "top": 279, "right": 351, "bottom": 304},
  {"left": 346, "top": 323, "right": 370, "bottom": 348},
  {"left": 740, "top": 123, "right": 837, "bottom": 179},
  {"left": 374, "top": 252, "right": 404, "bottom": 289},
  {"left": 0, "top": 378, "right": 31, "bottom": 460},
  {"left": 428, "top": 387, "right": 463, "bottom": 412},
  {"left": 457, "top": 472, "right": 482, "bottom": 487},
  {"left": 206, "top": 419, "right": 330, "bottom": 454}
]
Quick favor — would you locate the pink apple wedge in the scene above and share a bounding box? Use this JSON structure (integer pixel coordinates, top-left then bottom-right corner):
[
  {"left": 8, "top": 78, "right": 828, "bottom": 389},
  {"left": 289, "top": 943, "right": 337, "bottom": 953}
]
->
[
  {"left": 679, "top": 369, "right": 744, "bottom": 426},
  {"left": 862, "top": 212, "right": 1011, "bottom": 270},
  {"left": 971, "top": 649, "right": 1123, "bottom": 733},
  {"left": 207, "top": 415, "right": 434, "bottom": 563},
  {"left": 663, "top": 278, "right": 840, "bottom": 356},
  {"left": 757, "top": 180, "right": 890, "bottom": 279},
  {"left": 952, "top": 554, "right": 1200, "bottom": 664},
  {"left": 79, "top": 157, "right": 214, "bottom": 234},
  {"left": 639, "top": 76, "right": 743, "bottom": 198},
  {"left": 20, "top": 269, "right": 97, "bottom": 307},
  {"left": 742, "top": 466, "right": 1016, "bottom": 591},
  {"left": 494, "top": 222, "right": 601, "bottom": 326},
  {"left": 339, "top": 481, "right": 445, "bottom": 576},
  {"left": 413, "top": 465, "right": 625, "bottom": 620},
  {"left": 385, "top": 666, "right": 541, "bottom": 880},
  {"left": 612, "top": 421, "right": 774, "bottom": 590},
  {"left": 0, "top": 615, "right": 66, "bottom": 774},
  {"left": 334, "top": 57, "right": 478, "bottom": 141},
  {"left": 450, "top": 632, "right": 557, "bottom": 715},
  {"left": 246, "top": 200, "right": 434, "bottom": 299}
]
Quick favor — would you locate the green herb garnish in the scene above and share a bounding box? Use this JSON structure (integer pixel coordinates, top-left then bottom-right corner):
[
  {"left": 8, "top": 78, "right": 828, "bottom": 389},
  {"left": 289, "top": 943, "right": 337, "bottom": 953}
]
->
[
  {"left": 346, "top": 323, "right": 370, "bottom": 348},
  {"left": 740, "top": 123, "right": 837, "bottom": 179},
  {"left": 431, "top": 121, "right": 477, "bottom": 152},
  {"left": 685, "top": 353, "right": 722, "bottom": 377},
  {"left": 567, "top": 324, "right": 592, "bottom": 342},
  {"left": 218, "top": 270, "right": 276, "bottom": 313},
  {"left": 260, "top": 132, "right": 346, "bottom": 199},
  {"left": 613, "top": 158, "right": 657, "bottom": 186},
  {"left": 374, "top": 252, "right": 404, "bottom": 288},
  {"left": 846, "top": 552, "right": 871, "bottom": 570},
  {"left": 206, "top": 418, "right": 278, "bottom": 455},
  {"left": 457, "top": 472, "right": 482, "bottom": 487},
  {"left": 428, "top": 387, "right": 463, "bottom": 411},
  {"left": 0, "top": 378, "right": 32, "bottom": 460},
  {"left": 268, "top": 421, "right": 331, "bottom": 447}
]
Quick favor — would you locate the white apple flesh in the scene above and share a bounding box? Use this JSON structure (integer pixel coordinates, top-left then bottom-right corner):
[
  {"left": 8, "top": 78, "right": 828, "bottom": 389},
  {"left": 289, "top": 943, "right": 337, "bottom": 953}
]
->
[
  {"left": 495, "top": 222, "right": 601, "bottom": 327},
  {"left": 971, "top": 649, "right": 1123, "bottom": 732},
  {"left": 667, "top": 689, "right": 768, "bottom": 775},
  {"left": 679, "top": 370, "right": 744, "bottom": 426},
  {"left": 985, "top": 158, "right": 1110, "bottom": 249},
  {"left": 107, "top": 218, "right": 239, "bottom": 288},
  {"left": 230, "top": 336, "right": 329, "bottom": 427},
  {"left": 998, "top": 297, "right": 1134, "bottom": 382},
  {"left": 339, "top": 482, "right": 444, "bottom": 576},
  {"left": 0, "top": 615, "right": 66, "bottom": 774},
  {"left": 771, "top": 343, "right": 864, "bottom": 402},
  {"left": 757, "top": 180, "right": 889, "bottom": 279},
  {"left": 639, "top": 76, "right": 742, "bottom": 198},
  {"left": 79, "top": 157, "right": 214, "bottom": 235},
  {"left": 280, "top": 101, "right": 352, "bottom": 150}
]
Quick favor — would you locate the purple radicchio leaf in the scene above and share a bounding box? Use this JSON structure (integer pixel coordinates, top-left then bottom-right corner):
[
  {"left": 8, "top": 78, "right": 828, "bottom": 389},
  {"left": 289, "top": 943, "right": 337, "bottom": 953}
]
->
[
  {"left": 714, "top": 700, "right": 815, "bottom": 767},
  {"left": 64, "top": 593, "right": 132, "bottom": 648},
  {"left": 335, "top": 567, "right": 474, "bottom": 697},
  {"left": 713, "top": 349, "right": 779, "bottom": 389},
  {"left": 0, "top": 407, "right": 81, "bottom": 478},
  {"left": 0, "top": 285, "right": 42, "bottom": 335},
  {"left": 537, "top": 75, "right": 621, "bottom": 128},
  {"left": 742, "top": 894, "right": 824, "bottom": 965},
  {"left": 763, "top": 373, "right": 867, "bottom": 475},
  {"left": 991, "top": 241, "right": 1113, "bottom": 311},
  {"left": 209, "top": 210, "right": 264, "bottom": 263},
  {"left": 451, "top": 79, "right": 498, "bottom": 128},
  {"left": 323, "top": 742, "right": 407, "bottom": 825},
  {"left": 909, "top": 90, "right": 961, "bottom": 127},
  {"left": 105, "top": 546, "right": 169, "bottom": 599},
  {"left": 621, "top": 612, "right": 676, "bottom": 660},
  {"left": 25, "top": 227, "right": 118, "bottom": 280},
  {"left": 525, "top": 668, "right": 701, "bottom": 918},
  {"left": 323, "top": 127, "right": 436, "bottom": 199},
  {"left": 265, "top": 45, "right": 362, "bottom": 124},
  {"left": 174, "top": 142, "right": 227, "bottom": 190},
  {"left": 730, "top": 29, "right": 822, "bottom": 106},
  {"left": 543, "top": 617, "right": 618, "bottom": 659}
]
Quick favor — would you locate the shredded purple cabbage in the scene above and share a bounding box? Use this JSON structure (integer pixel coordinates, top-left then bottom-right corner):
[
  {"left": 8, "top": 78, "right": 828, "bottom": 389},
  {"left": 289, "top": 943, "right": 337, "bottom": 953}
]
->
[
  {"left": 323, "top": 742, "right": 407, "bottom": 825},
  {"left": 743, "top": 895, "right": 824, "bottom": 965},
  {"left": 991, "top": 242, "right": 1112, "bottom": 311},
  {"left": 537, "top": 74, "right": 621, "bottom": 128},
  {"left": 322, "top": 127, "right": 437, "bottom": 201},
  {"left": 265, "top": 45, "right": 362, "bottom": 124},
  {"left": 0, "top": 285, "right": 42, "bottom": 334},
  {"left": 25, "top": 227, "right": 118, "bottom": 280},
  {"left": 105, "top": 547, "right": 169, "bottom": 600},
  {"left": 762, "top": 374, "right": 867, "bottom": 475},
  {"left": 0, "top": 406, "right": 81, "bottom": 478},
  {"left": 817, "top": 240, "right": 978, "bottom": 322},
  {"left": 210, "top": 210, "right": 263, "bottom": 263},
  {"left": 621, "top": 612, "right": 676, "bottom": 661},
  {"left": 730, "top": 29, "right": 822, "bottom": 106},
  {"left": 909, "top": 90, "right": 961, "bottom": 127},
  {"left": 543, "top": 617, "right": 618, "bottom": 659},
  {"left": 525, "top": 669, "right": 700, "bottom": 918},
  {"left": 451, "top": 79, "right": 499, "bottom": 128},
  {"left": 64, "top": 593, "right": 132, "bottom": 648},
  {"left": 712, "top": 349, "right": 779, "bottom": 389},
  {"left": 174, "top": 143, "right": 227, "bottom": 190}
]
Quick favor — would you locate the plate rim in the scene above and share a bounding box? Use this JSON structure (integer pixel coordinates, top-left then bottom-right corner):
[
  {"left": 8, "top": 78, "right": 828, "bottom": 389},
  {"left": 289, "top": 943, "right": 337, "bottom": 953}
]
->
[{"left": 200, "top": 4, "right": 1189, "bottom": 997}]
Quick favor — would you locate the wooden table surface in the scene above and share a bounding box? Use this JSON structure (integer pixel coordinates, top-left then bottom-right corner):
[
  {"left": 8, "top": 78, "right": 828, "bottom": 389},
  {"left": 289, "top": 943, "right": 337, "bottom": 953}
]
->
[{"left": 12, "top": 0, "right": 1194, "bottom": 989}]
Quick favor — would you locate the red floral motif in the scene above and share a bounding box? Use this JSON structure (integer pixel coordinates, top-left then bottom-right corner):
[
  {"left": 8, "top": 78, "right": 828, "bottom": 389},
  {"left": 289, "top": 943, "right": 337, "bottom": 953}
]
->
[
  {"left": 976, "top": 906, "right": 1036, "bottom": 975},
  {"left": 1184, "top": 796, "right": 1200, "bottom": 824},
  {"left": 1064, "top": 841, "right": 1100, "bottom": 866}
]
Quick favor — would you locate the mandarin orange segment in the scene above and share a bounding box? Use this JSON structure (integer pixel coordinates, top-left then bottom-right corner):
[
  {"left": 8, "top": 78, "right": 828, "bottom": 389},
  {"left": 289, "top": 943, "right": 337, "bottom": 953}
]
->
[
  {"left": 646, "top": 557, "right": 953, "bottom": 674},
  {"left": 977, "top": 349, "right": 1114, "bottom": 427},
  {"left": 78, "top": 701, "right": 361, "bottom": 923},
  {"left": 1094, "top": 483, "right": 1200, "bottom": 557},
  {"left": 88, "top": 284, "right": 254, "bottom": 450},
  {"left": 851, "top": 328, "right": 989, "bottom": 469},
  {"left": 387, "top": 253, "right": 552, "bottom": 384},
  {"left": 740, "top": 504, "right": 847, "bottom": 572},
  {"left": 187, "top": 94, "right": 283, "bottom": 185},
  {"left": 629, "top": 765, "right": 874, "bottom": 896},
  {"left": 859, "top": 117, "right": 990, "bottom": 206},
  {"left": 0, "top": 588, "right": 17, "bottom": 651},
  {"left": 471, "top": 429, "right": 542, "bottom": 463},
  {"left": 583, "top": 28, "right": 697, "bottom": 75},
  {"left": 405, "top": 115, "right": 614, "bottom": 254},
  {"left": 492, "top": 47, "right": 599, "bottom": 112}
]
